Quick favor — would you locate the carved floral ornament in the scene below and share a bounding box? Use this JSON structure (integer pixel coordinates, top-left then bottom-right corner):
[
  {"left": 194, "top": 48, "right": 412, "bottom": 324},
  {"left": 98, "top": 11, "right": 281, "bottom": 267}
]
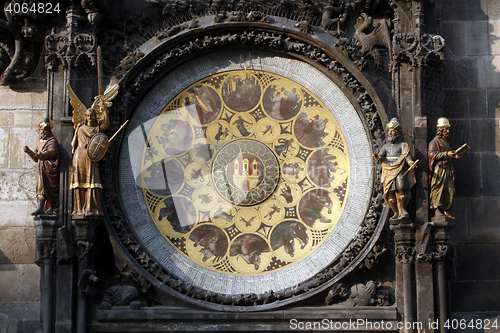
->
[
  {"left": 45, "top": 32, "right": 96, "bottom": 70},
  {"left": 98, "top": 27, "right": 390, "bottom": 311},
  {"left": 391, "top": 32, "right": 445, "bottom": 70}
]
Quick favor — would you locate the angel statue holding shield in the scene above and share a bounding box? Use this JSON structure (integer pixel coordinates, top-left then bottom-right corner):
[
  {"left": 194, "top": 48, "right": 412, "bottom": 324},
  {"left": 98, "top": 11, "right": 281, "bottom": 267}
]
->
[{"left": 68, "top": 83, "right": 119, "bottom": 217}]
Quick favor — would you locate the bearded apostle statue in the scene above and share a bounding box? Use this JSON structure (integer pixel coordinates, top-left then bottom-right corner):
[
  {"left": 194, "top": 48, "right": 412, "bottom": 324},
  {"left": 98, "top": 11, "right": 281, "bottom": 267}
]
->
[
  {"left": 373, "top": 118, "right": 416, "bottom": 220},
  {"left": 23, "top": 119, "right": 60, "bottom": 216},
  {"left": 428, "top": 117, "right": 469, "bottom": 219}
]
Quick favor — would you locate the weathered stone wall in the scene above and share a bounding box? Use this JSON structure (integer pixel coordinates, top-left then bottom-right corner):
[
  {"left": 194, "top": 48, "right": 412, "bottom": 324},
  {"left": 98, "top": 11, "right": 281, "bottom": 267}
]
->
[
  {"left": 0, "top": 85, "right": 46, "bottom": 304},
  {"left": 440, "top": 0, "right": 500, "bottom": 313}
]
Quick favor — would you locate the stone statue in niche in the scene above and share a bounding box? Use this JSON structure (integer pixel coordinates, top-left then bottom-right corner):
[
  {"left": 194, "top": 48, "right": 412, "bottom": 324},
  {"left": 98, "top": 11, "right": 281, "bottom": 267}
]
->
[
  {"left": 23, "top": 119, "right": 60, "bottom": 216},
  {"left": 428, "top": 117, "right": 469, "bottom": 219},
  {"left": 325, "top": 281, "right": 392, "bottom": 307},
  {"left": 373, "top": 118, "right": 416, "bottom": 220},
  {"left": 67, "top": 83, "right": 119, "bottom": 217}
]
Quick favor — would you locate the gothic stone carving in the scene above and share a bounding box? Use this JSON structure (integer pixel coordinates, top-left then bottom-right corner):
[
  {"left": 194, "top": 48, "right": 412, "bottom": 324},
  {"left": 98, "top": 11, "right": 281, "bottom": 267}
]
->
[
  {"left": 391, "top": 33, "right": 445, "bottom": 70},
  {"left": 0, "top": 0, "right": 51, "bottom": 84},
  {"left": 325, "top": 281, "right": 393, "bottom": 307},
  {"left": 45, "top": 32, "right": 96, "bottom": 71},
  {"left": 353, "top": 13, "right": 392, "bottom": 67}
]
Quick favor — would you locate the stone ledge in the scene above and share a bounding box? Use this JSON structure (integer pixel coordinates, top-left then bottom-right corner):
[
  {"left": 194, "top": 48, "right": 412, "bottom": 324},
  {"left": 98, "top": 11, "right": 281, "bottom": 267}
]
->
[{"left": 94, "top": 306, "right": 398, "bottom": 332}]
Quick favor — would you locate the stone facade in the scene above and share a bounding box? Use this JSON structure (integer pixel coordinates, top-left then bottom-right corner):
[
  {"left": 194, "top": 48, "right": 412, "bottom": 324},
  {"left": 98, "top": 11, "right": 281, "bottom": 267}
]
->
[
  {"left": 0, "top": 86, "right": 44, "bottom": 331},
  {"left": 0, "top": 0, "right": 499, "bottom": 332},
  {"left": 440, "top": 0, "right": 500, "bottom": 316}
]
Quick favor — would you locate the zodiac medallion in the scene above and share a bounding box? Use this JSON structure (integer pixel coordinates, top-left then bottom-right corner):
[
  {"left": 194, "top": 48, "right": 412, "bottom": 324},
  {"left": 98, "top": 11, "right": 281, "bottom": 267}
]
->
[{"left": 141, "top": 69, "right": 350, "bottom": 276}]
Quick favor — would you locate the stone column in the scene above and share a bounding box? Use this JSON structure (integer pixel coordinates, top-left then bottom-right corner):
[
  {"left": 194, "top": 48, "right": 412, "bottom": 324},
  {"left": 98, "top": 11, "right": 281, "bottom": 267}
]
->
[
  {"left": 34, "top": 216, "right": 61, "bottom": 333},
  {"left": 390, "top": 218, "right": 416, "bottom": 333},
  {"left": 431, "top": 216, "right": 452, "bottom": 333},
  {"left": 72, "top": 218, "right": 100, "bottom": 333},
  {"left": 44, "top": 5, "right": 98, "bottom": 331}
]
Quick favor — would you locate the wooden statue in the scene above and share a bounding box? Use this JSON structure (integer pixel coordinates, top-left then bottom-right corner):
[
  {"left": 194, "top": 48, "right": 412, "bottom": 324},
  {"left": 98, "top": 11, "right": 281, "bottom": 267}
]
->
[
  {"left": 428, "top": 117, "right": 469, "bottom": 219},
  {"left": 23, "top": 119, "right": 60, "bottom": 216},
  {"left": 374, "top": 118, "right": 416, "bottom": 220}
]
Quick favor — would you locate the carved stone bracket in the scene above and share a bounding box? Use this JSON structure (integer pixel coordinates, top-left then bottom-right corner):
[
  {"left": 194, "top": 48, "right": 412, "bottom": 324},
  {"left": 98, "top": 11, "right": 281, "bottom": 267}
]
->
[
  {"left": 415, "top": 219, "right": 452, "bottom": 263},
  {"left": 45, "top": 32, "right": 96, "bottom": 71},
  {"left": 431, "top": 218, "right": 452, "bottom": 262},
  {"left": 390, "top": 220, "right": 415, "bottom": 264},
  {"left": 391, "top": 33, "right": 445, "bottom": 70},
  {"left": 395, "top": 245, "right": 416, "bottom": 264},
  {"left": 72, "top": 218, "right": 99, "bottom": 262},
  {"left": 34, "top": 217, "right": 60, "bottom": 266}
]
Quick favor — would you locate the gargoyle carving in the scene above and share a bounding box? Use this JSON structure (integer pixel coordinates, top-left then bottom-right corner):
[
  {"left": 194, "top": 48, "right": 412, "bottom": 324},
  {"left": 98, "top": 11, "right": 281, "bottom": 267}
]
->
[
  {"left": 325, "top": 281, "right": 393, "bottom": 307},
  {"left": 354, "top": 13, "right": 392, "bottom": 66},
  {"left": 98, "top": 285, "right": 146, "bottom": 310},
  {"left": 78, "top": 269, "right": 99, "bottom": 295},
  {"left": 0, "top": 1, "right": 43, "bottom": 85}
]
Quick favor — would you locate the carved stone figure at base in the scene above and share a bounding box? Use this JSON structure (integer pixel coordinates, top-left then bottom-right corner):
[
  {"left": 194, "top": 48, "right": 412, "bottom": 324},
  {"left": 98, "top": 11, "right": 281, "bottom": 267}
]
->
[
  {"left": 373, "top": 118, "right": 416, "bottom": 220},
  {"left": 23, "top": 119, "right": 60, "bottom": 216},
  {"left": 325, "top": 281, "right": 392, "bottom": 307},
  {"left": 98, "top": 285, "right": 145, "bottom": 310},
  {"left": 428, "top": 117, "right": 467, "bottom": 219}
]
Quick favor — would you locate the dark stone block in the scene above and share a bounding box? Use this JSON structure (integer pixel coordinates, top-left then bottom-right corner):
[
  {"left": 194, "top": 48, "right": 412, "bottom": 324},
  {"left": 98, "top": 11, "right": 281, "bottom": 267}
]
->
[
  {"left": 450, "top": 312, "right": 500, "bottom": 333},
  {"left": 453, "top": 244, "right": 500, "bottom": 280},
  {"left": 446, "top": 119, "right": 496, "bottom": 153},
  {"left": 466, "top": 21, "right": 489, "bottom": 56},
  {"left": 450, "top": 282, "right": 500, "bottom": 312},
  {"left": 0, "top": 302, "right": 40, "bottom": 333},
  {"left": 487, "top": 89, "right": 500, "bottom": 118},
  {"left": 449, "top": 197, "right": 469, "bottom": 243},
  {"left": 443, "top": 58, "right": 478, "bottom": 90},
  {"left": 481, "top": 153, "right": 500, "bottom": 196},
  {"left": 441, "top": 22, "right": 466, "bottom": 57},
  {"left": 468, "top": 197, "right": 500, "bottom": 242},
  {"left": 443, "top": 90, "right": 486, "bottom": 119},
  {"left": 454, "top": 152, "right": 482, "bottom": 197},
  {"left": 441, "top": 0, "right": 488, "bottom": 21}
]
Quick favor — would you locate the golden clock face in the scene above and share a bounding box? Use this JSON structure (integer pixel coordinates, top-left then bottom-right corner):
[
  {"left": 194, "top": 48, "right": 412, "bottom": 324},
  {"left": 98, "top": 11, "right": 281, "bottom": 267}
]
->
[{"left": 141, "top": 70, "right": 350, "bottom": 276}]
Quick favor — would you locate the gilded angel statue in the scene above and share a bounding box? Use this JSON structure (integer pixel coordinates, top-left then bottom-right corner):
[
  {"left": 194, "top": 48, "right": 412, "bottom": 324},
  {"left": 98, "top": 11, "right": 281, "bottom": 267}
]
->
[{"left": 67, "top": 83, "right": 119, "bottom": 216}]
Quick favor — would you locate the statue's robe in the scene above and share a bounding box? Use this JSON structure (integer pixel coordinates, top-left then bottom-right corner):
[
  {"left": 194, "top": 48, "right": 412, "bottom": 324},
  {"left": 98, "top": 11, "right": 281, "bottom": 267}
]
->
[
  {"left": 377, "top": 142, "right": 415, "bottom": 201},
  {"left": 37, "top": 137, "right": 60, "bottom": 212},
  {"left": 71, "top": 123, "right": 106, "bottom": 216},
  {"left": 428, "top": 136, "right": 455, "bottom": 210}
]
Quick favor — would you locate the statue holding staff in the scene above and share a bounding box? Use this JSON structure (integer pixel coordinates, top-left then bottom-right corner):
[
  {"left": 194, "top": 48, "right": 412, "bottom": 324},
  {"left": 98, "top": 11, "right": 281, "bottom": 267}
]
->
[
  {"left": 23, "top": 119, "right": 60, "bottom": 216},
  {"left": 373, "top": 118, "right": 416, "bottom": 220}
]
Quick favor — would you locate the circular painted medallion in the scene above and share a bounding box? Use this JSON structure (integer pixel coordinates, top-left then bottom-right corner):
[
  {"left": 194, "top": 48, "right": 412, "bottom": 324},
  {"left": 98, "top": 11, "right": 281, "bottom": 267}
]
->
[{"left": 212, "top": 139, "right": 280, "bottom": 206}]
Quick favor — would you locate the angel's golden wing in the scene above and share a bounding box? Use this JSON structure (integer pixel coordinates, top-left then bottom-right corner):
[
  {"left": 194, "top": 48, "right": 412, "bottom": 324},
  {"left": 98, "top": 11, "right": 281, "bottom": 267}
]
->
[
  {"left": 67, "top": 83, "right": 88, "bottom": 129},
  {"left": 91, "top": 84, "right": 120, "bottom": 122},
  {"left": 91, "top": 84, "right": 119, "bottom": 110}
]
